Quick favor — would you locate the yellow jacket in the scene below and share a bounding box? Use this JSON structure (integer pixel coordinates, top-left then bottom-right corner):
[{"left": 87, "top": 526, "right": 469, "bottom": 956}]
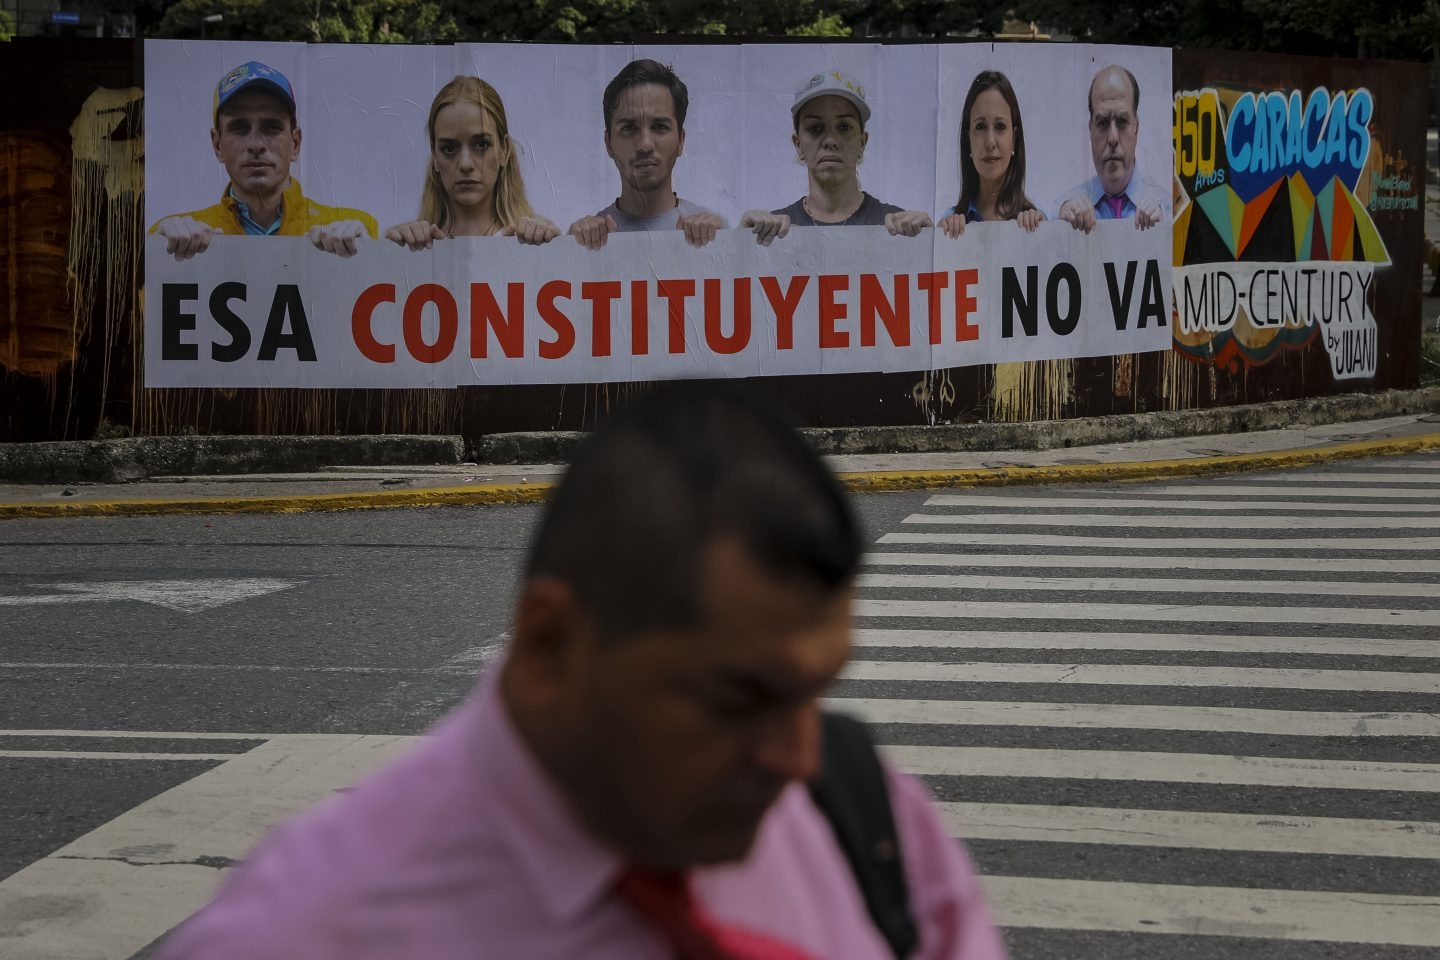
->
[{"left": 150, "top": 178, "right": 378, "bottom": 238}]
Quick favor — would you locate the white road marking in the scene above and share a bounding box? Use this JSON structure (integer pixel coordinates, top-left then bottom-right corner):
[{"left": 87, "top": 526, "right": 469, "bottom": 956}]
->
[
  {"left": 858, "top": 572, "right": 1440, "bottom": 599},
  {"left": 1194, "top": 472, "right": 1440, "bottom": 483},
  {"left": 855, "top": 597, "right": 1440, "bottom": 627},
  {"left": 827, "top": 696, "right": 1440, "bottom": 737},
  {"left": 938, "top": 802, "right": 1440, "bottom": 859},
  {"left": 884, "top": 745, "right": 1440, "bottom": 792},
  {"left": 0, "top": 734, "right": 413, "bottom": 960},
  {"left": 1111, "top": 484, "right": 1440, "bottom": 498},
  {"left": 979, "top": 875, "right": 1440, "bottom": 944},
  {"left": 852, "top": 627, "right": 1440, "bottom": 658},
  {"left": 0, "top": 730, "right": 274, "bottom": 739},
  {"left": 841, "top": 660, "right": 1440, "bottom": 693},
  {"left": 442, "top": 630, "right": 511, "bottom": 668},
  {"left": 923, "top": 494, "right": 1440, "bottom": 512},
  {"left": 878, "top": 532, "right": 1440, "bottom": 550},
  {"left": 0, "top": 750, "right": 241, "bottom": 761},
  {"left": 863, "top": 551, "right": 1440, "bottom": 575},
  {"left": 0, "top": 578, "right": 302, "bottom": 613},
  {"left": 0, "top": 661, "right": 474, "bottom": 674},
  {"left": 903, "top": 512, "right": 1440, "bottom": 529}
]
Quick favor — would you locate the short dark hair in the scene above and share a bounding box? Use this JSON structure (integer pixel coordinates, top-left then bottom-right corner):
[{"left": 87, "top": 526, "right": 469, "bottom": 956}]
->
[
  {"left": 602, "top": 59, "right": 689, "bottom": 132},
  {"left": 1088, "top": 65, "right": 1140, "bottom": 117},
  {"left": 525, "top": 381, "right": 861, "bottom": 639}
]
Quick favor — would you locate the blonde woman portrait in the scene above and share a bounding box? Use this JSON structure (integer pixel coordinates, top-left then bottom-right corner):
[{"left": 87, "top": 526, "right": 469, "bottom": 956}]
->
[{"left": 386, "top": 76, "right": 559, "bottom": 249}]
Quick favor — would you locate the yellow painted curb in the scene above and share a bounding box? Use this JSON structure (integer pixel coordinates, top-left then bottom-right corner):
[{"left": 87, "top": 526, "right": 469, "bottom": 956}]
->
[
  {"left": 2, "top": 430, "right": 1438, "bottom": 520},
  {"left": 0, "top": 480, "right": 556, "bottom": 520},
  {"left": 835, "top": 431, "right": 1440, "bottom": 492}
]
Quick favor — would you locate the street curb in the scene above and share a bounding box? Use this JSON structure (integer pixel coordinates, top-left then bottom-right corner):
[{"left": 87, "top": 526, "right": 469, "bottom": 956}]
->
[
  {"left": 4, "top": 431, "right": 1438, "bottom": 520},
  {"left": 0, "top": 435, "right": 466, "bottom": 485},
  {"left": 835, "top": 430, "right": 1440, "bottom": 491},
  {"left": 4, "top": 387, "right": 1437, "bottom": 484},
  {"left": 476, "top": 386, "right": 1440, "bottom": 462}
]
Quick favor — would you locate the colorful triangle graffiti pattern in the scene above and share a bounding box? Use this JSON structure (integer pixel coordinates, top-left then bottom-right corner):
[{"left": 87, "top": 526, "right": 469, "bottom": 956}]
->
[
  {"left": 1235, "top": 179, "right": 1283, "bottom": 258},
  {"left": 1189, "top": 173, "right": 1387, "bottom": 265}
]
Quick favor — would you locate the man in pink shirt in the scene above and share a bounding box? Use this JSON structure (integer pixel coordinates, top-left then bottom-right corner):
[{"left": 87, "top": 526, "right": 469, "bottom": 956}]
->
[{"left": 159, "top": 383, "right": 1008, "bottom": 959}]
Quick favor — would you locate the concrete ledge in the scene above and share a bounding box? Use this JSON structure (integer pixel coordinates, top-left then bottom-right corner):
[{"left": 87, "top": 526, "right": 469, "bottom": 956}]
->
[
  {"left": 472, "top": 431, "right": 585, "bottom": 465},
  {"left": 806, "top": 386, "right": 1440, "bottom": 455},
  {"left": 4, "top": 387, "right": 1438, "bottom": 483},
  {"left": 472, "top": 387, "right": 1440, "bottom": 463},
  {"left": 0, "top": 435, "right": 465, "bottom": 484},
  {"left": 5, "top": 431, "right": 1438, "bottom": 520}
]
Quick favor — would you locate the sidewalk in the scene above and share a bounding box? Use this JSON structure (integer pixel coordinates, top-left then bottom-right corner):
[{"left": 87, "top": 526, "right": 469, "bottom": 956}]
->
[{"left": 3, "top": 410, "right": 1437, "bottom": 520}]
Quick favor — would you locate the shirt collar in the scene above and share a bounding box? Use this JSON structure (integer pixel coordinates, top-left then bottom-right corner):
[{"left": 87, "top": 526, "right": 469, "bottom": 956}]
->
[
  {"left": 223, "top": 178, "right": 304, "bottom": 234},
  {"left": 466, "top": 661, "right": 623, "bottom": 925},
  {"left": 1090, "top": 164, "right": 1142, "bottom": 204}
]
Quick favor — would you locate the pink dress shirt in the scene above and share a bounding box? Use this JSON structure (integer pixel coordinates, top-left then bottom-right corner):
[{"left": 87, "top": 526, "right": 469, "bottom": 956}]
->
[{"left": 160, "top": 671, "right": 1008, "bottom": 959}]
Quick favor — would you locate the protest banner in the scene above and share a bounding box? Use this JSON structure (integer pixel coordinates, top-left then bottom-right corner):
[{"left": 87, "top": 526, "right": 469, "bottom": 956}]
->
[{"left": 143, "top": 39, "right": 1174, "bottom": 389}]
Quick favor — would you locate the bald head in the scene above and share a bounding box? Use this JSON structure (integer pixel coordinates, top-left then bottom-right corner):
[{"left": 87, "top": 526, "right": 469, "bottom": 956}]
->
[{"left": 1087, "top": 65, "right": 1139, "bottom": 197}]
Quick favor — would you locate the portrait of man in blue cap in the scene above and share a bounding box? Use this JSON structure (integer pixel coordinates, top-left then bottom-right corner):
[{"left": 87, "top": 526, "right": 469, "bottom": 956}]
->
[{"left": 150, "top": 60, "right": 379, "bottom": 260}]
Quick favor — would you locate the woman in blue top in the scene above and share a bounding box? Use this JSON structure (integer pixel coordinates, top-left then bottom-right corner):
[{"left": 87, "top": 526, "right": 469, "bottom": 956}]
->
[{"left": 939, "top": 70, "right": 1044, "bottom": 239}]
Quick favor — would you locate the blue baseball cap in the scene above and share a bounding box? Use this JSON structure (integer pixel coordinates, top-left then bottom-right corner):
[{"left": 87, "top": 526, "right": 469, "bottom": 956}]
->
[{"left": 214, "top": 61, "right": 297, "bottom": 122}]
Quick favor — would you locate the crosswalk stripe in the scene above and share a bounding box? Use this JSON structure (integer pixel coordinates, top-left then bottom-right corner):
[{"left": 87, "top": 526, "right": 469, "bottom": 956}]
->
[
  {"left": 841, "top": 660, "right": 1440, "bottom": 693},
  {"left": 827, "top": 696, "right": 1440, "bottom": 736},
  {"left": 878, "top": 532, "right": 1440, "bottom": 550},
  {"left": 1205, "top": 472, "right": 1440, "bottom": 483},
  {"left": 863, "top": 551, "right": 1440, "bottom": 575},
  {"left": 979, "top": 875, "right": 1440, "bottom": 944},
  {"left": 882, "top": 745, "right": 1440, "bottom": 792},
  {"left": 902, "top": 512, "right": 1440, "bottom": 529},
  {"left": 857, "top": 572, "right": 1440, "bottom": 599},
  {"left": 923, "top": 494, "right": 1440, "bottom": 512},
  {"left": 1117, "top": 484, "right": 1440, "bottom": 498},
  {"left": 855, "top": 597, "right": 1440, "bottom": 627},
  {"left": 852, "top": 628, "right": 1440, "bottom": 659},
  {"left": 937, "top": 802, "right": 1440, "bottom": 859}
]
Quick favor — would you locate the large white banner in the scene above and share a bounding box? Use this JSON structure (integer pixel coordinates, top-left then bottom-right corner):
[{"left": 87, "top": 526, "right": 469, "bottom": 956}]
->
[
  {"left": 144, "top": 39, "right": 1174, "bottom": 388},
  {"left": 146, "top": 223, "right": 1170, "bottom": 387}
]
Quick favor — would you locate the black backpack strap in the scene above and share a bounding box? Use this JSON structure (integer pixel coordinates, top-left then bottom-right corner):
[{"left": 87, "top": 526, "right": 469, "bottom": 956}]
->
[{"left": 808, "top": 711, "right": 918, "bottom": 959}]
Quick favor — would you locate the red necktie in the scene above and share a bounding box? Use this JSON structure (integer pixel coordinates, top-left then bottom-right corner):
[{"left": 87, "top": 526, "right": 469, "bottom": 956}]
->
[
  {"left": 1104, "top": 194, "right": 1127, "bottom": 218},
  {"left": 615, "top": 868, "right": 816, "bottom": 960}
]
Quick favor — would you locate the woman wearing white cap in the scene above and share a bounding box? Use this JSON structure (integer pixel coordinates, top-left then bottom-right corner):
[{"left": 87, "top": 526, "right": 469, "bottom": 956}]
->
[
  {"left": 386, "top": 76, "right": 560, "bottom": 250},
  {"left": 740, "top": 70, "right": 932, "bottom": 245}
]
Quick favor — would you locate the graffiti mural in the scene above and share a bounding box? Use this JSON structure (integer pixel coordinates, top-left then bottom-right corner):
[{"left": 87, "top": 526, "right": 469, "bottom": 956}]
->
[{"left": 1172, "top": 83, "right": 1391, "bottom": 381}]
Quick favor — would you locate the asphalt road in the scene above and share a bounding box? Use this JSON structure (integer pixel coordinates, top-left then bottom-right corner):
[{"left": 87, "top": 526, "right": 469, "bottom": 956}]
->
[{"left": 3, "top": 459, "right": 1439, "bottom": 957}]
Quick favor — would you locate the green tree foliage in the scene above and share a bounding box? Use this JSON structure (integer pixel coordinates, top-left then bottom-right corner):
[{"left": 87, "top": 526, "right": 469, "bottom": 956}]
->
[
  {"left": 156, "top": 0, "right": 460, "bottom": 42},
  {"left": 438, "top": 0, "right": 1004, "bottom": 41},
  {"left": 433, "top": 0, "right": 855, "bottom": 42},
  {"left": 149, "top": 0, "right": 1439, "bottom": 60},
  {"left": 844, "top": 0, "right": 1005, "bottom": 39},
  {"left": 0, "top": 9, "right": 14, "bottom": 40},
  {"left": 1014, "top": 0, "right": 1437, "bottom": 61}
]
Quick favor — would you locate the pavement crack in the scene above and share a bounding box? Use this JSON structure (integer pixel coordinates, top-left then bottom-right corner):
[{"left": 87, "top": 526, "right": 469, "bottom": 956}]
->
[{"left": 55, "top": 854, "right": 237, "bottom": 870}]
